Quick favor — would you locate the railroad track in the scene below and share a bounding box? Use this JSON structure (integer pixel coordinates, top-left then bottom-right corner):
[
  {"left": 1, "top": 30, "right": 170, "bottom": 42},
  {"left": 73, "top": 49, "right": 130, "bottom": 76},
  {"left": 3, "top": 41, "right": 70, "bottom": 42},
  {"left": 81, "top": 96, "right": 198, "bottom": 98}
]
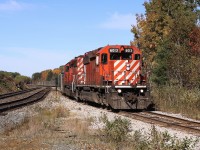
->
[
  {"left": 0, "top": 87, "right": 51, "bottom": 112},
  {"left": 120, "top": 111, "right": 200, "bottom": 136},
  {"left": 0, "top": 87, "right": 39, "bottom": 99}
]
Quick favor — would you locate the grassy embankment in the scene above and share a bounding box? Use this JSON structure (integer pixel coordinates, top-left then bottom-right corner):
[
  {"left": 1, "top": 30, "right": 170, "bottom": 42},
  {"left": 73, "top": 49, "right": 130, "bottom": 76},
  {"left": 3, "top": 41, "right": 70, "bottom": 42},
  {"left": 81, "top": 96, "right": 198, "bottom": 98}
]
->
[{"left": 0, "top": 71, "right": 31, "bottom": 94}]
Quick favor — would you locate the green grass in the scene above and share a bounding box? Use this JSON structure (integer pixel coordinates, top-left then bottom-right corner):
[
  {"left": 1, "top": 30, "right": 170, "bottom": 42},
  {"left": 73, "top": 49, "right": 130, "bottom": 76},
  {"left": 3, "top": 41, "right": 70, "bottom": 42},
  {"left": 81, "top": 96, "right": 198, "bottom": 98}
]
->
[{"left": 152, "top": 85, "right": 200, "bottom": 120}]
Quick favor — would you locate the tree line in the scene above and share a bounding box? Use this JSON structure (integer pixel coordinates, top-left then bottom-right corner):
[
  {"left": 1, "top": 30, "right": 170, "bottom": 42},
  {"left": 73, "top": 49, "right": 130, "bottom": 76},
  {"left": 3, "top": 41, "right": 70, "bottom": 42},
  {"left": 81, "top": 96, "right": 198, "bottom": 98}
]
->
[{"left": 32, "top": 66, "right": 63, "bottom": 82}]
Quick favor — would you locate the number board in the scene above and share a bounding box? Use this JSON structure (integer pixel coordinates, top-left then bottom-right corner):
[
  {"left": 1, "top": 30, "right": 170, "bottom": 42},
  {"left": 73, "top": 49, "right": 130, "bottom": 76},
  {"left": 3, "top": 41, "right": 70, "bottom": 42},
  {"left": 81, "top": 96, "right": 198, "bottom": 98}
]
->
[
  {"left": 124, "top": 48, "right": 133, "bottom": 53},
  {"left": 109, "top": 48, "right": 119, "bottom": 53}
]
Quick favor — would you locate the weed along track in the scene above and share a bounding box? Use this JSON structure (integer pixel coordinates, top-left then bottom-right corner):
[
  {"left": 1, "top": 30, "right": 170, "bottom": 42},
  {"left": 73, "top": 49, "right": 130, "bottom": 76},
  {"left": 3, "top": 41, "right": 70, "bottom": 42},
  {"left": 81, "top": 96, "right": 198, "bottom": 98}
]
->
[
  {"left": 61, "top": 92, "right": 200, "bottom": 136},
  {"left": 0, "top": 87, "right": 50, "bottom": 112},
  {"left": 119, "top": 111, "right": 200, "bottom": 136}
]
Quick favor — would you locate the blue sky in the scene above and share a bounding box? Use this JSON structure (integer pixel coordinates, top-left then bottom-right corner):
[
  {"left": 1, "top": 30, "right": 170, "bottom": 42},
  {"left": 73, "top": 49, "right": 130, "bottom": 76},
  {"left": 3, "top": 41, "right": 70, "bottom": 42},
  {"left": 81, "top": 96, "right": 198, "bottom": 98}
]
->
[{"left": 0, "top": 0, "right": 146, "bottom": 77}]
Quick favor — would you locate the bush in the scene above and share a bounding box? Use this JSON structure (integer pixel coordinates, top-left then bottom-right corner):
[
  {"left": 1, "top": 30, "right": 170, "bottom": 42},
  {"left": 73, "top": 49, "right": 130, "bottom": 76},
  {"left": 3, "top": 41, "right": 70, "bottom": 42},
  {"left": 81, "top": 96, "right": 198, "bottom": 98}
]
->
[
  {"left": 101, "top": 115, "right": 131, "bottom": 143},
  {"left": 100, "top": 117, "right": 199, "bottom": 150},
  {"left": 131, "top": 126, "right": 199, "bottom": 150}
]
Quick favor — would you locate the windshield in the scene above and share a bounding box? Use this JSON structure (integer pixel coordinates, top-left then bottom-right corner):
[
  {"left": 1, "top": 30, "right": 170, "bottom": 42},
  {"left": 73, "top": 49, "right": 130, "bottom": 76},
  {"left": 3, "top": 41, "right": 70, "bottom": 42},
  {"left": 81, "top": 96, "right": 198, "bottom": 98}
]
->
[
  {"left": 121, "top": 51, "right": 132, "bottom": 60},
  {"left": 110, "top": 53, "right": 121, "bottom": 60},
  {"left": 109, "top": 48, "right": 134, "bottom": 60},
  {"left": 110, "top": 53, "right": 132, "bottom": 60}
]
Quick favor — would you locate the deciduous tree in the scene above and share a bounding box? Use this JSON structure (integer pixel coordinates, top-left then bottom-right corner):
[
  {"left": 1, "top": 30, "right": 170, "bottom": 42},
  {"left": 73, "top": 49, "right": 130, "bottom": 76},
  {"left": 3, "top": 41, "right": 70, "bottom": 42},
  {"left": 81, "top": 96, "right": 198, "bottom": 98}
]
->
[{"left": 132, "top": 0, "right": 200, "bottom": 87}]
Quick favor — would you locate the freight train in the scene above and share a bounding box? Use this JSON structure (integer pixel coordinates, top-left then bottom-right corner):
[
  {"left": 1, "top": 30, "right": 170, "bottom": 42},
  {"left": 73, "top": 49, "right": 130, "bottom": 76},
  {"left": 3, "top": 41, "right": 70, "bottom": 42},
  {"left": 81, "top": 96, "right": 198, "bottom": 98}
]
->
[{"left": 58, "top": 45, "right": 153, "bottom": 110}]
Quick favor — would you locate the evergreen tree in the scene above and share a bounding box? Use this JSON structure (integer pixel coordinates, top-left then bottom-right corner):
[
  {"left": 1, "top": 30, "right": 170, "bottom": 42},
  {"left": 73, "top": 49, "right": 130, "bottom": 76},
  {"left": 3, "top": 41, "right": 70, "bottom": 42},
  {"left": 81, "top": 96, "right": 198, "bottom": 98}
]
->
[
  {"left": 32, "top": 72, "right": 41, "bottom": 81},
  {"left": 46, "top": 70, "right": 53, "bottom": 81}
]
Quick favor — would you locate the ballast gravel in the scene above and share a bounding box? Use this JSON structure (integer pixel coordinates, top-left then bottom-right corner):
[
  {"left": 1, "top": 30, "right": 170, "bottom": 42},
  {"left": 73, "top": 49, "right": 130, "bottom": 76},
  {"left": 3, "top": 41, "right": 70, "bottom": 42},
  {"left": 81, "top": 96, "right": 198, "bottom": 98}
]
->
[
  {"left": 0, "top": 90, "right": 199, "bottom": 149},
  {"left": 59, "top": 93, "right": 200, "bottom": 142}
]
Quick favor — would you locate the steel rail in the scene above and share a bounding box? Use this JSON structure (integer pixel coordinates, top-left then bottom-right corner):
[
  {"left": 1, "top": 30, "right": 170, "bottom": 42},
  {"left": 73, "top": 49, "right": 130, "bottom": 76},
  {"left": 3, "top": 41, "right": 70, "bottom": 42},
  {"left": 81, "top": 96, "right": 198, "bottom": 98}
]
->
[
  {"left": 0, "top": 88, "right": 50, "bottom": 112},
  {"left": 120, "top": 111, "right": 200, "bottom": 136},
  {"left": 0, "top": 87, "right": 39, "bottom": 99},
  {"left": 142, "top": 111, "right": 200, "bottom": 127}
]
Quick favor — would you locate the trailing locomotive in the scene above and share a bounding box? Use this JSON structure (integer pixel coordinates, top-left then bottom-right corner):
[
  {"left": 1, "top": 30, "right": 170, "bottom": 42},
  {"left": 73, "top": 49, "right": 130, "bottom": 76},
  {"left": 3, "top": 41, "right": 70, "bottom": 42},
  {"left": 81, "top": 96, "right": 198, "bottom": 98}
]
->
[{"left": 58, "top": 45, "right": 153, "bottom": 110}]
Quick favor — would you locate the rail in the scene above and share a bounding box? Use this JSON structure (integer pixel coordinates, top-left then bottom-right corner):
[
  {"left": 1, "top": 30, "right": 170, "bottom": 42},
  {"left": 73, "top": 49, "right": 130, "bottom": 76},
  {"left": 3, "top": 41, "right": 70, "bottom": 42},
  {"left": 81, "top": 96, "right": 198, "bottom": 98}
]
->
[
  {"left": 0, "top": 87, "right": 50, "bottom": 112},
  {"left": 119, "top": 111, "right": 200, "bottom": 136},
  {"left": 0, "top": 88, "right": 39, "bottom": 99}
]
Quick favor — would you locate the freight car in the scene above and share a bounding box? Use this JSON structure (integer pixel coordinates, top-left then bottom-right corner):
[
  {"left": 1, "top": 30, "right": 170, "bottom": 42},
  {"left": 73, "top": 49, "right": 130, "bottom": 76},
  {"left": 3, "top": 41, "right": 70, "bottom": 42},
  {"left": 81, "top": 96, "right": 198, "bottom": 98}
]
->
[{"left": 59, "top": 45, "right": 153, "bottom": 110}]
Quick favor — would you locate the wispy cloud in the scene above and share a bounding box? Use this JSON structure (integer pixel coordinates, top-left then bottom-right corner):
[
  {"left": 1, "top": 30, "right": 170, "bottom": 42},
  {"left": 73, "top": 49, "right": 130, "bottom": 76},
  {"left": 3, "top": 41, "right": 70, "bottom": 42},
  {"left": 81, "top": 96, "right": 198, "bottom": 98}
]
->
[
  {"left": 100, "top": 12, "right": 136, "bottom": 30},
  {"left": 0, "top": 0, "right": 34, "bottom": 11}
]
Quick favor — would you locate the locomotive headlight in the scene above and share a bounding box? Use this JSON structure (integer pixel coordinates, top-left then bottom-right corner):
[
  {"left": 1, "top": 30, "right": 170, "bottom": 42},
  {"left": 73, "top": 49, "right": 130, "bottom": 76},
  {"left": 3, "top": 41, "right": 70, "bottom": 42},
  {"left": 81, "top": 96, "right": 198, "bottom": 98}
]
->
[
  {"left": 126, "top": 64, "right": 130, "bottom": 71},
  {"left": 117, "top": 89, "right": 122, "bottom": 93},
  {"left": 140, "top": 89, "right": 144, "bottom": 93}
]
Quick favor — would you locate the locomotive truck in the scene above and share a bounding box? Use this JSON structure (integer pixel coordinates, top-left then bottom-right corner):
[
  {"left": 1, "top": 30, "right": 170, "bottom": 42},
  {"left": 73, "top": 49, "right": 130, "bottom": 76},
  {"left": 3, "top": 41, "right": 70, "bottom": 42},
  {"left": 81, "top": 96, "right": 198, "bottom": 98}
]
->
[{"left": 58, "top": 45, "right": 153, "bottom": 110}]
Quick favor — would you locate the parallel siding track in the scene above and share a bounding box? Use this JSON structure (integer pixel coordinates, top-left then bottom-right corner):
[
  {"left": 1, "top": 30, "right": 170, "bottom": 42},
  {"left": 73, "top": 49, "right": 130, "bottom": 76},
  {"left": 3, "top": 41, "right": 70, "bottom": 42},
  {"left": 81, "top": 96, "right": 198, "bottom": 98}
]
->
[
  {"left": 0, "top": 87, "right": 50, "bottom": 112},
  {"left": 0, "top": 88, "right": 39, "bottom": 99}
]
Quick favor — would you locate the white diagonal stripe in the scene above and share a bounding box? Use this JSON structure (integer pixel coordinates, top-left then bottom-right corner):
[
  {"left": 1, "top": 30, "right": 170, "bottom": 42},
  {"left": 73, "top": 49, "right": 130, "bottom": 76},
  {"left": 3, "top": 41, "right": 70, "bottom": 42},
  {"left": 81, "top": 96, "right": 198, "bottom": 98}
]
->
[
  {"left": 116, "top": 72, "right": 124, "bottom": 81},
  {"left": 126, "top": 61, "right": 140, "bottom": 79},
  {"left": 114, "top": 61, "right": 126, "bottom": 76},
  {"left": 114, "top": 60, "right": 121, "bottom": 67}
]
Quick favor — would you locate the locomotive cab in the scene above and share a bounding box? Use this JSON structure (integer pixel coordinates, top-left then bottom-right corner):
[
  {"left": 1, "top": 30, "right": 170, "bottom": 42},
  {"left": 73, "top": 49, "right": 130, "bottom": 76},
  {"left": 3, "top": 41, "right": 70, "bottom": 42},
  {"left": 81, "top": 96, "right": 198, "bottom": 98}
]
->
[
  {"left": 97, "top": 45, "right": 142, "bottom": 86},
  {"left": 96, "top": 45, "right": 151, "bottom": 110}
]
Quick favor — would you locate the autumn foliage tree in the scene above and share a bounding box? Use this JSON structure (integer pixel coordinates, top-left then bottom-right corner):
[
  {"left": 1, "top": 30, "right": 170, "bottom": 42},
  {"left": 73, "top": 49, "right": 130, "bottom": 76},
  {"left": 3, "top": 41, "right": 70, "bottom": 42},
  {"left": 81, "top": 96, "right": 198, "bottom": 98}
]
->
[
  {"left": 32, "top": 67, "right": 63, "bottom": 82},
  {"left": 189, "top": 27, "right": 200, "bottom": 55},
  {"left": 132, "top": 0, "right": 200, "bottom": 87},
  {"left": 41, "top": 70, "right": 50, "bottom": 81},
  {"left": 52, "top": 68, "right": 61, "bottom": 75}
]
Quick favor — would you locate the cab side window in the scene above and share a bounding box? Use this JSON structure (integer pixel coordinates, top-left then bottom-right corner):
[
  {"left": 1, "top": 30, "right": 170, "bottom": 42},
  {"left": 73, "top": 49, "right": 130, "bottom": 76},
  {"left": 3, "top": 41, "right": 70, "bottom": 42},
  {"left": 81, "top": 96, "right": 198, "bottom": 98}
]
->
[
  {"left": 101, "top": 53, "right": 107, "bottom": 64},
  {"left": 66, "top": 66, "right": 69, "bottom": 72}
]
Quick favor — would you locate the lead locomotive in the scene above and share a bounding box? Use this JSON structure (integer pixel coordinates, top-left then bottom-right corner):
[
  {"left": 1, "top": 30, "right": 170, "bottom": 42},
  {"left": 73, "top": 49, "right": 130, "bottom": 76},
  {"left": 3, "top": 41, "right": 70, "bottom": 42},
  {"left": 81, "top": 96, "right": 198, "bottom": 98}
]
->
[{"left": 58, "top": 45, "right": 153, "bottom": 110}]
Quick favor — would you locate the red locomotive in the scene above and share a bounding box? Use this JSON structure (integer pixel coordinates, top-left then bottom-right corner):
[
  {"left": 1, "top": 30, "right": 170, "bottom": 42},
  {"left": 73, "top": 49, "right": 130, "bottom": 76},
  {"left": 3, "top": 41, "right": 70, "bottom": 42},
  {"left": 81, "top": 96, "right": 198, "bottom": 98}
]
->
[{"left": 59, "top": 45, "right": 153, "bottom": 110}]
